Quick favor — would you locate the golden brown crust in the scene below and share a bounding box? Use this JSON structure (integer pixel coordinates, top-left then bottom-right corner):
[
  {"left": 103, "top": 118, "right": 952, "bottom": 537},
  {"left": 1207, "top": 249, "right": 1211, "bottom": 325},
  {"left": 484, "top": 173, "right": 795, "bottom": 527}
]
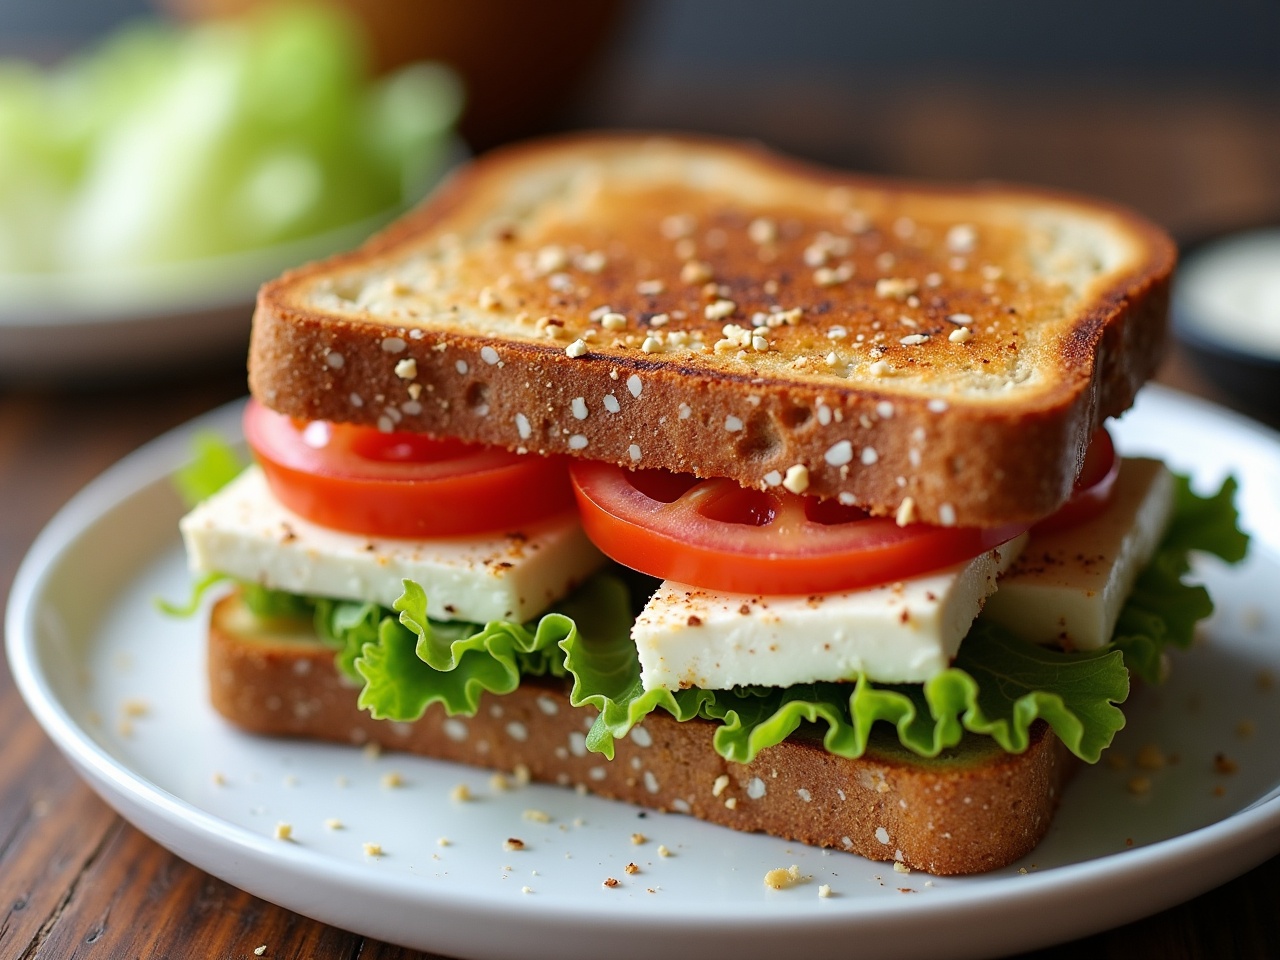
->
[
  {"left": 250, "top": 134, "right": 1174, "bottom": 526},
  {"left": 209, "top": 593, "right": 1076, "bottom": 875}
]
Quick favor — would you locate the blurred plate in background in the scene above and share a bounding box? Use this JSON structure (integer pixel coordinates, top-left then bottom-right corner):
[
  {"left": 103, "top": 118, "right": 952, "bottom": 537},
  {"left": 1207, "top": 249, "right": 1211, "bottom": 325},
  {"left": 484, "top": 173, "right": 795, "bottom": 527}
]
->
[{"left": 1174, "top": 228, "right": 1280, "bottom": 423}]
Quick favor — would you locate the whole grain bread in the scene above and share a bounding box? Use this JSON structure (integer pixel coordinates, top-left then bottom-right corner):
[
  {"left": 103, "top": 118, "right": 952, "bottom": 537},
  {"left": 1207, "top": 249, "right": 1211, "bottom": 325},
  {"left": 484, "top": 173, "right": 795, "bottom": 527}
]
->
[
  {"left": 250, "top": 133, "right": 1174, "bottom": 527},
  {"left": 209, "top": 591, "right": 1075, "bottom": 875}
]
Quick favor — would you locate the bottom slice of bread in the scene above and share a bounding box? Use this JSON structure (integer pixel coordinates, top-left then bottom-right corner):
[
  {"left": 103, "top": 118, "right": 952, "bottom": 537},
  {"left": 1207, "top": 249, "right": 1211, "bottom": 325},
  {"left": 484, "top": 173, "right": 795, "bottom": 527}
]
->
[{"left": 208, "top": 593, "right": 1077, "bottom": 876}]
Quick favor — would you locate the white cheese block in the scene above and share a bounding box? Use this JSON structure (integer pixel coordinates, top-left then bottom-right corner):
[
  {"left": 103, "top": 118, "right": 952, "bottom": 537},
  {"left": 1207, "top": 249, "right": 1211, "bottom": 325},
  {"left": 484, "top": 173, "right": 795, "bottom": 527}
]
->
[
  {"left": 180, "top": 466, "right": 605, "bottom": 623},
  {"left": 982, "top": 457, "right": 1174, "bottom": 649},
  {"left": 632, "top": 535, "right": 1027, "bottom": 691}
]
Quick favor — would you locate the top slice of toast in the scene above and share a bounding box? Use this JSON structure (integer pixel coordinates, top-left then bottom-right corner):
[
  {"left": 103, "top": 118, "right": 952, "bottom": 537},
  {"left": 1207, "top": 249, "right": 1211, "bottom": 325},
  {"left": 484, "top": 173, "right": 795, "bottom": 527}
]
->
[{"left": 250, "top": 133, "right": 1175, "bottom": 527}]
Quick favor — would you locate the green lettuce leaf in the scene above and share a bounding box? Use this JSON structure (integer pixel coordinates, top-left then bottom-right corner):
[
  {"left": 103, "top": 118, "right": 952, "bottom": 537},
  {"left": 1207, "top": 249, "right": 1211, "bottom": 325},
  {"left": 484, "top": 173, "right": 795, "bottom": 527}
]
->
[
  {"left": 174, "top": 432, "right": 245, "bottom": 507},
  {"left": 569, "top": 621, "right": 1129, "bottom": 765},
  {"left": 155, "top": 570, "right": 227, "bottom": 616},
  {"left": 351, "top": 573, "right": 635, "bottom": 721},
  {"left": 1110, "top": 474, "right": 1249, "bottom": 683}
]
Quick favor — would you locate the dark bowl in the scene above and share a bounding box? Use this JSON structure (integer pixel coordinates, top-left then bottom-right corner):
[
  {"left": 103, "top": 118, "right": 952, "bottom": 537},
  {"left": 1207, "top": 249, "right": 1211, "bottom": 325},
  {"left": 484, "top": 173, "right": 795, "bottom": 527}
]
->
[{"left": 1172, "top": 228, "right": 1280, "bottom": 427}]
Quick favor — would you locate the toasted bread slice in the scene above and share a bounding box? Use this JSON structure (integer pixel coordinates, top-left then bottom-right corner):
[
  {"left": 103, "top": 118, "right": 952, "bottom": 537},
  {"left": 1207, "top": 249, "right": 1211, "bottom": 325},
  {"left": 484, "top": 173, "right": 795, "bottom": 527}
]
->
[
  {"left": 209, "top": 591, "right": 1076, "bottom": 875},
  {"left": 250, "top": 133, "right": 1174, "bottom": 526}
]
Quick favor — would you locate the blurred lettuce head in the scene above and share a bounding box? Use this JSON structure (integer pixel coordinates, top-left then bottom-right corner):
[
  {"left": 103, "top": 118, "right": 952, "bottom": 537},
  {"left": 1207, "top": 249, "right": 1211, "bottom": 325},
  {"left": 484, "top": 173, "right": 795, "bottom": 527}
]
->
[{"left": 0, "top": 2, "right": 462, "bottom": 275}]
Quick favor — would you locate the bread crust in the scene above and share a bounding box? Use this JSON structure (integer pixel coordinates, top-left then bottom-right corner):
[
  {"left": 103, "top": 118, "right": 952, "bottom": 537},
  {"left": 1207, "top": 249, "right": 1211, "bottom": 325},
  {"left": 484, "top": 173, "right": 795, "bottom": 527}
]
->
[
  {"left": 249, "top": 133, "right": 1174, "bottom": 526},
  {"left": 209, "top": 593, "right": 1076, "bottom": 875}
]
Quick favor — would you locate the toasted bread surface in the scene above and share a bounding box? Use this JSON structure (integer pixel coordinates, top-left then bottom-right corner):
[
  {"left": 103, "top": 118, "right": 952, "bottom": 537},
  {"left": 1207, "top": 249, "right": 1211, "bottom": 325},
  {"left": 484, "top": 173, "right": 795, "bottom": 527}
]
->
[
  {"left": 250, "top": 133, "right": 1174, "bottom": 525},
  {"left": 209, "top": 592, "right": 1075, "bottom": 875}
]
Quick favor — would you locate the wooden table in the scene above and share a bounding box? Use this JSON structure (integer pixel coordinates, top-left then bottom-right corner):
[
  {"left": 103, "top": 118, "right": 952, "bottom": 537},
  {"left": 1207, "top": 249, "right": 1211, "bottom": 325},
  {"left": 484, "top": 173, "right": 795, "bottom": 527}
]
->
[{"left": 0, "top": 344, "right": 1275, "bottom": 959}]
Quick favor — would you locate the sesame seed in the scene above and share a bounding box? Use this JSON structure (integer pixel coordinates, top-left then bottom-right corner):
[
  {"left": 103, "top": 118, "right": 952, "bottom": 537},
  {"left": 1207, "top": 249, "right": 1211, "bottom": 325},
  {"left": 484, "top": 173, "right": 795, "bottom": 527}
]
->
[
  {"left": 944, "top": 223, "right": 975, "bottom": 253},
  {"left": 725, "top": 415, "right": 744, "bottom": 432},
  {"left": 678, "top": 403, "right": 692, "bottom": 420},
  {"left": 876, "top": 401, "right": 895, "bottom": 419},
  {"left": 325, "top": 351, "right": 345, "bottom": 369},
  {"left": 705, "top": 299, "right": 737, "bottom": 321},
  {"left": 515, "top": 414, "right": 532, "bottom": 440},
  {"left": 825, "top": 440, "right": 854, "bottom": 467},
  {"left": 896, "top": 497, "right": 917, "bottom": 527},
  {"left": 748, "top": 217, "right": 777, "bottom": 244},
  {"left": 845, "top": 209, "right": 871, "bottom": 233},
  {"left": 571, "top": 397, "right": 588, "bottom": 420},
  {"left": 565, "top": 339, "right": 588, "bottom": 358},
  {"left": 783, "top": 464, "right": 810, "bottom": 494},
  {"left": 568, "top": 434, "right": 588, "bottom": 450},
  {"left": 947, "top": 313, "right": 974, "bottom": 325},
  {"left": 869, "top": 359, "right": 893, "bottom": 377},
  {"left": 481, "top": 345, "right": 500, "bottom": 365},
  {"left": 576, "top": 250, "right": 607, "bottom": 273},
  {"left": 814, "top": 263, "right": 854, "bottom": 287},
  {"left": 636, "top": 279, "right": 665, "bottom": 295},
  {"left": 454, "top": 360, "right": 469, "bottom": 375},
  {"left": 628, "top": 443, "right": 642, "bottom": 462},
  {"left": 681, "top": 260, "right": 713, "bottom": 285},
  {"left": 938, "top": 503, "right": 957, "bottom": 527},
  {"left": 949, "top": 327, "right": 974, "bottom": 343},
  {"left": 642, "top": 336, "right": 661, "bottom": 353},
  {"left": 752, "top": 334, "right": 770, "bottom": 352},
  {"left": 899, "top": 334, "right": 929, "bottom": 346},
  {"left": 928, "top": 399, "right": 949, "bottom": 413},
  {"left": 589, "top": 305, "right": 612, "bottom": 321},
  {"left": 627, "top": 374, "right": 643, "bottom": 397},
  {"left": 875, "top": 278, "right": 918, "bottom": 301},
  {"left": 535, "top": 245, "right": 567, "bottom": 274},
  {"left": 661, "top": 213, "right": 695, "bottom": 239},
  {"left": 861, "top": 446, "right": 879, "bottom": 465},
  {"left": 603, "top": 394, "right": 621, "bottom": 414},
  {"left": 600, "top": 312, "right": 627, "bottom": 330}
]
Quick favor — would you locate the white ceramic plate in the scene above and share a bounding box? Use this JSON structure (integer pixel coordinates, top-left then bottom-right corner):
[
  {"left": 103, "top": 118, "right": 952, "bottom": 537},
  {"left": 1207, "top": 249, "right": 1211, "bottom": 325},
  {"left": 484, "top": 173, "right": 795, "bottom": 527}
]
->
[{"left": 7, "top": 386, "right": 1280, "bottom": 960}]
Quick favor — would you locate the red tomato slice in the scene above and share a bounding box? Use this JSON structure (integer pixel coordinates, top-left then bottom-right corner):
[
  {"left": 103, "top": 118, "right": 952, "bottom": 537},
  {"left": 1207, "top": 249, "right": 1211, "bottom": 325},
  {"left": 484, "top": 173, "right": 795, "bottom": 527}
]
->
[
  {"left": 1032, "top": 427, "right": 1120, "bottom": 536},
  {"left": 569, "top": 462, "right": 1028, "bottom": 595},
  {"left": 243, "top": 399, "right": 575, "bottom": 537}
]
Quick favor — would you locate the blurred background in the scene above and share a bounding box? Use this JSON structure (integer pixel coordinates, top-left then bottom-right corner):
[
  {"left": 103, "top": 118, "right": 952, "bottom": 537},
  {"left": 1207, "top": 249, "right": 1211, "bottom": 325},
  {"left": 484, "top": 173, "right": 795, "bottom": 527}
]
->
[
  {"left": 0, "top": 0, "right": 1276, "bottom": 416},
  {"left": 3, "top": 0, "right": 1277, "bottom": 236}
]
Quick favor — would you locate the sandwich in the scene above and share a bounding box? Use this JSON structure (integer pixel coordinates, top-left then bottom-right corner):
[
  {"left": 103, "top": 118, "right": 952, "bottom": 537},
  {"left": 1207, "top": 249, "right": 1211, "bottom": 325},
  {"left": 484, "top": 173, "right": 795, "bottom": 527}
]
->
[{"left": 177, "top": 134, "right": 1247, "bottom": 875}]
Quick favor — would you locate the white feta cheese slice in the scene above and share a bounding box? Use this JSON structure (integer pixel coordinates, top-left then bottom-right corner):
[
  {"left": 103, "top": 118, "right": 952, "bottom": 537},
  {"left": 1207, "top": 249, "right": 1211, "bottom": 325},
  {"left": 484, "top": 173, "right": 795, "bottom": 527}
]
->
[
  {"left": 180, "top": 466, "right": 604, "bottom": 623},
  {"left": 982, "top": 458, "right": 1174, "bottom": 649},
  {"left": 633, "top": 536, "right": 1026, "bottom": 690}
]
